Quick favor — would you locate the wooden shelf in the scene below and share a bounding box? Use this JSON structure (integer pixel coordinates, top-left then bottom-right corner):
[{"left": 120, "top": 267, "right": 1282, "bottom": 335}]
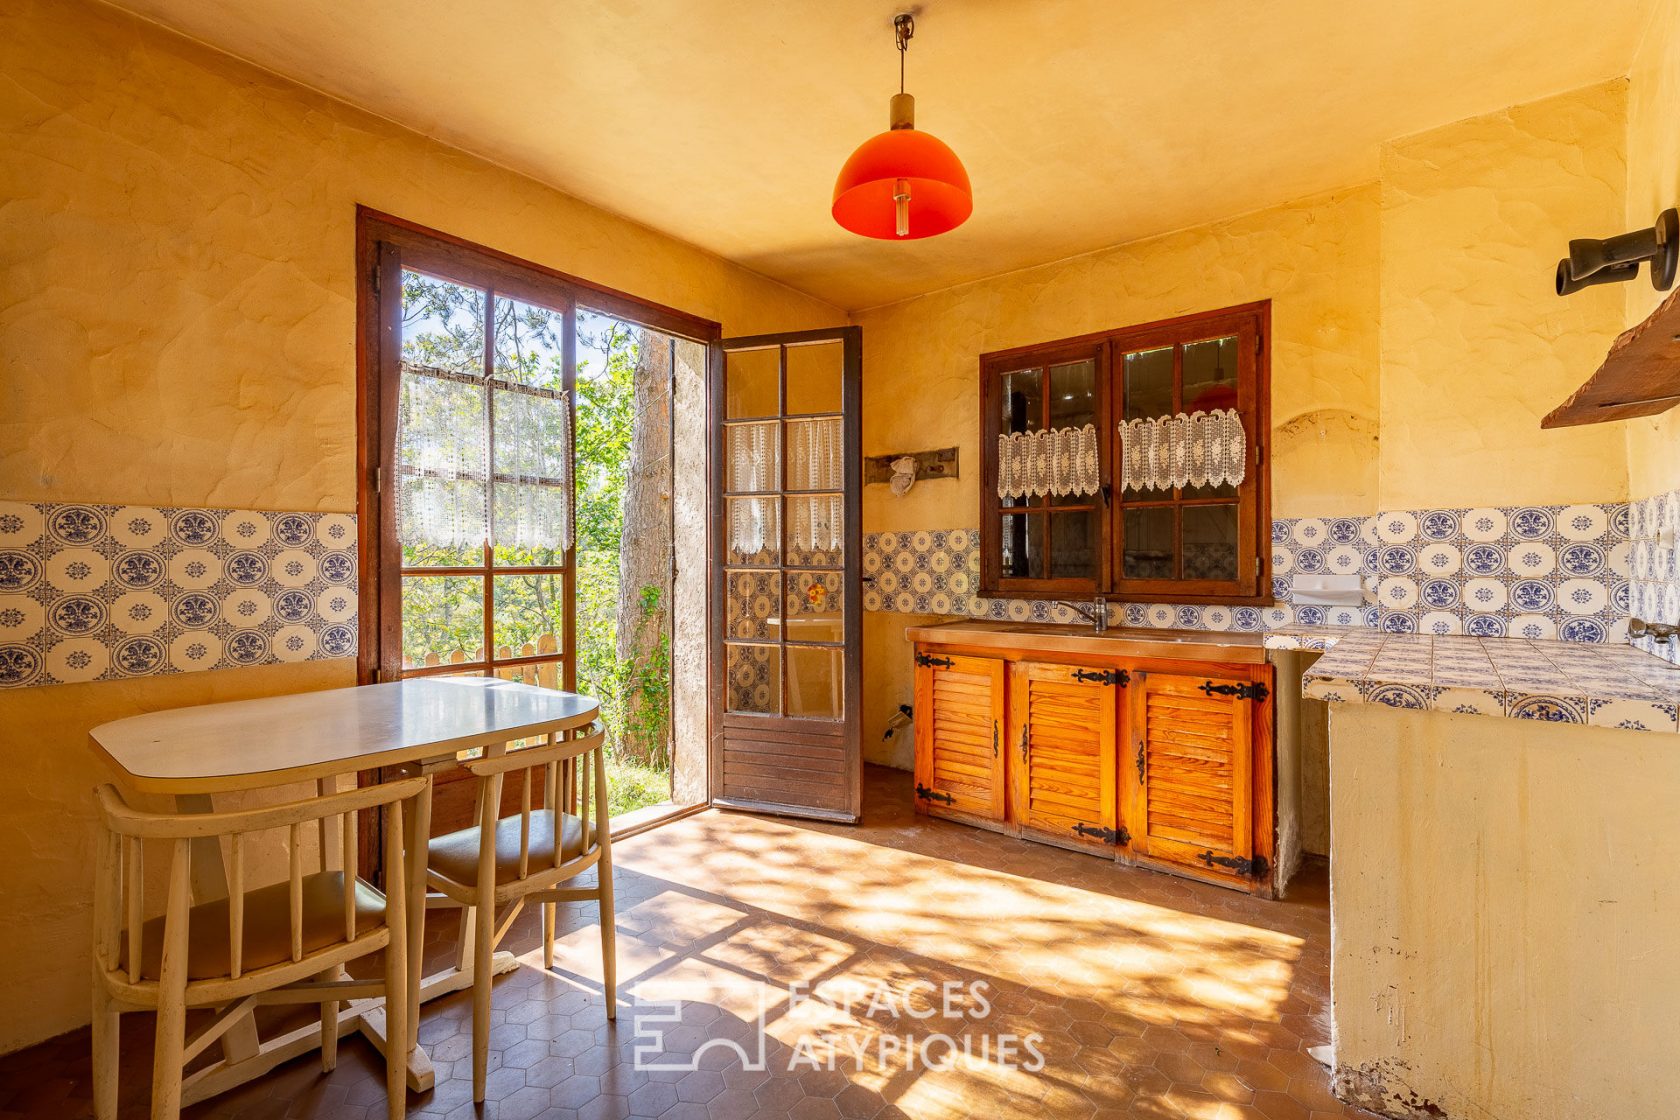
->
[{"left": 1544, "top": 287, "right": 1680, "bottom": 428}]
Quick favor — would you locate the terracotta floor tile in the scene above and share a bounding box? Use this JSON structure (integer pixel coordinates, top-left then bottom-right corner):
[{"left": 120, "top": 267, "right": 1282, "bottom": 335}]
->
[{"left": 4, "top": 767, "right": 1376, "bottom": 1120}]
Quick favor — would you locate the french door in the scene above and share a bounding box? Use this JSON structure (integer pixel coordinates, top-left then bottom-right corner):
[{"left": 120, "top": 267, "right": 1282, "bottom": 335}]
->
[
  {"left": 709, "top": 327, "right": 862, "bottom": 822},
  {"left": 357, "top": 209, "right": 719, "bottom": 845}
]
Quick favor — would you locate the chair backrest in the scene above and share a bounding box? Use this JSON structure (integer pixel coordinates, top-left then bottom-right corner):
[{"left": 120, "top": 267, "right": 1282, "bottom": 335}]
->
[
  {"left": 93, "top": 774, "right": 429, "bottom": 986},
  {"left": 458, "top": 723, "right": 607, "bottom": 884}
]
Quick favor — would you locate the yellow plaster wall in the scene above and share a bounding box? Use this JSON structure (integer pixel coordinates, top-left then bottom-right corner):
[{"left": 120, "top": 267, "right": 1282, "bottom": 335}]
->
[
  {"left": 0, "top": 0, "right": 840, "bottom": 1053},
  {"left": 1377, "top": 81, "right": 1631, "bottom": 509},
  {"left": 1327, "top": 703, "right": 1680, "bottom": 1119},
  {"left": 1621, "top": 2, "right": 1680, "bottom": 500}
]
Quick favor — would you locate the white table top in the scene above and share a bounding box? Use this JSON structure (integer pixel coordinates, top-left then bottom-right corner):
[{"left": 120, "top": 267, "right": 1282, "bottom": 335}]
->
[{"left": 90, "top": 678, "right": 601, "bottom": 793}]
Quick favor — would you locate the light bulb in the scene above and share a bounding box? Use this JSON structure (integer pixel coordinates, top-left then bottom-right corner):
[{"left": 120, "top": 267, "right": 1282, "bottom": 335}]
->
[{"left": 893, "top": 178, "right": 911, "bottom": 237}]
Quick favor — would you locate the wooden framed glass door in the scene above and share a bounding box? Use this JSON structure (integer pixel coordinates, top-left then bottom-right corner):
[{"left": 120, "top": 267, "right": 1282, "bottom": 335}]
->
[
  {"left": 709, "top": 327, "right": 862, "bottom": 822},
  {"left": 356, "top": 209, "right": 722, "bottom": 847}
]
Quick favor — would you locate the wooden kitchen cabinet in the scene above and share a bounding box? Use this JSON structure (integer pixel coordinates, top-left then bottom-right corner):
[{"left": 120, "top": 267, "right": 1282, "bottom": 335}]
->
[
  {"left": 1010, "top": 659, "right": 1121, "bottom": 853},
  {"left": 1126, "top": 669, "right": 1267, "bottom": 887},
  {"left": 909, "top": 627, "right": 1277, "bottom": 895},
  {"left": 912, "top": 650, "right": 1008, "bottom": 828}
]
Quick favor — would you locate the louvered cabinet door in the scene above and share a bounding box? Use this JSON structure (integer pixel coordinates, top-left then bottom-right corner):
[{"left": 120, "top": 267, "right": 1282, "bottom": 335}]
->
[
  {"left": 1126, "top": 671, "right": 1257, "bottom": 885},
  {"left": 1010, "top": 661, "right": 1121, "bottom": 853},
  {"left": 912, "top": 650, "right": 1007, "bottom": 824}
]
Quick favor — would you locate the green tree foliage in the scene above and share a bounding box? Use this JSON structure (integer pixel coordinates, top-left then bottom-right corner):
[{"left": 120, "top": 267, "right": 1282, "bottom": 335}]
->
[{"left": 396, "top": 272, "right": 671, "bottom": 814}]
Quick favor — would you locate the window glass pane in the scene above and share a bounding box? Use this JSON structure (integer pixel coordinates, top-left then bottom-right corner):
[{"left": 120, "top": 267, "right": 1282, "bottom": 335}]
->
[
  {"left": 726, "top": 643, "right": 781, "bottom": 715},
  {"left": 725, "top": 421, "right": 780, "bottom": 493},
  {"left": 999, "top": 368, "right": 1044, "bottom": 434},
  {"left": 1123, "top": 346, "right": 1174, "bottom": 420},
  {"left": 787, "top": 572, "right": 843, "bottom": 643},
  {"left": 401, "top": 575, "right": 484, "bottom": 669},
  {"left": 785, "top": 341, "right": 842, "bottom": 415},
  {"left": 491, "top": 296, "right": 566, "bottom": 391},
  {"left": 1049, "top": 510, "right": 1099, "bottom": 580},
  {"left": 1000, "top": 512, "right": 1045, "bottom": 580},
  {"left": 402, "top": 270, "right": 484, "bottom": 377},
  {"left": 493, "top": 542, "right": 566, "bottom": 567},
  {"left": 1183, "top": 335, "right": 1239, "bottom": 413},
  {"left": 727, "top": 569, "right": 781, "bottom": 641},
  {"left": 492, "top": 385, "right": 571, "bottom": 555},
  {"left": 786, "top": 495, "right": 843, "bottom": 568},
  {"left": 492, "top": 573, "right": 565, "bottom": 654},
  {"left": 1047, "top": 360, "right": 1097, "bottom": 429},
  {"left": 786, "top": 645, "right": 843, "bottom": 719},
  {"left": 725, "top": 497, "right": 780, "bottom": 566},
  {"left": 725, "top": 346, "right": 779, "bottom": 419},
  {"left": 1122, "top": 508, "right": 1177, "bottom": 580},
  {"left": 404, "top": 541, "right": 481, "bottom": 567},
  {"left": 786, "top": 417, "right": 842, "bottom": 492},
  {"left": 1183, "top": 504, "right": 1240, "bottom": 581}
]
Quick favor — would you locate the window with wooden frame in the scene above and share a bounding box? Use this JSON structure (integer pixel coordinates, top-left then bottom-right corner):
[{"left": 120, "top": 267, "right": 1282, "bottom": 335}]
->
[
  {"left": 979, "top": 301, "right": 1270, "bottom": 604},
  {"left": 356, "top": 209, "right": 720, "bottom": 842}
]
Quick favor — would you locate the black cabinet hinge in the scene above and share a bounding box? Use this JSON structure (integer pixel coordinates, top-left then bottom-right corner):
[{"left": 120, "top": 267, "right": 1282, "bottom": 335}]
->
[
  {"left": 1073, "top": 822, "right": 1131, "bottom": 845},
  {"left": 1198, "top": 851, "right": 1269, "bottom": 878},
  {"left": 916, "top": 783, "right": 955, "bottom": 805},
  {"left": 1072, "top": 668, "right": 1129, "bottom": 687},
  {"left": 1199, "top": 680, "right": 1268, "bottom": 702},
  {"left": 916, "top": 652, "right": 955, "bottom": 669}
]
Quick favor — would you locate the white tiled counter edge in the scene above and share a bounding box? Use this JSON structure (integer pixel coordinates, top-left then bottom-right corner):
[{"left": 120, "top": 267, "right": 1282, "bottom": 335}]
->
[{"left": 1291, "top": 629, "right": 1680, "bottom": 732}]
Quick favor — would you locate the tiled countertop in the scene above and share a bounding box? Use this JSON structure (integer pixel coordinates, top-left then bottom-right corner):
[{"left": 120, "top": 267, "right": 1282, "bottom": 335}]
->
[{"left": 1301, "top": 631, "right": 1680, "bottom": 732}]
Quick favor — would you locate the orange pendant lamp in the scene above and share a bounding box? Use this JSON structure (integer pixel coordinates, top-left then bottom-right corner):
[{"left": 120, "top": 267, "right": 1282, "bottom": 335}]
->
[{"left": 832, "top": 13, "right": 972, "bottom": 240}]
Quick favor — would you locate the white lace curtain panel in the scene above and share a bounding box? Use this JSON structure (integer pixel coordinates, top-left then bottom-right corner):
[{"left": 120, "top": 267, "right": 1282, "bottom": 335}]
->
[
  {"left": 1119, "top": 408, "right": 1246, "bottom": 493},
  {"left": 996, "top": 424, "right": 1101, "bottom": 500},
  {"left": 727, "top": 418, "right": 842, "bottom": 554},
  {"left": 396, "top": 361, "right": 573, "bottom": 550}
]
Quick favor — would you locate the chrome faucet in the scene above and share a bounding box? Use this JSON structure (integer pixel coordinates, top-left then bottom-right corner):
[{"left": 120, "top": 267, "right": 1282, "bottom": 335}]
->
[{"left": 1058, "top": 595, "right": 1110, "bottom": 634}]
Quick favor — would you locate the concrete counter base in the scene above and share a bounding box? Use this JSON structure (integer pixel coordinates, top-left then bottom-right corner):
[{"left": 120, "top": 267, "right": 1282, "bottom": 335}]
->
[{"left": 1327, "top": 703, "right": 1680, "bottom": 1120}]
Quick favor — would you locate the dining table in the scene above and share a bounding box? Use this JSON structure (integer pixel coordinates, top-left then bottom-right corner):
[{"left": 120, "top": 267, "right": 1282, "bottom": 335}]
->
[{"left": 89, "top": 676, "right": 601, "bottom": 1107}]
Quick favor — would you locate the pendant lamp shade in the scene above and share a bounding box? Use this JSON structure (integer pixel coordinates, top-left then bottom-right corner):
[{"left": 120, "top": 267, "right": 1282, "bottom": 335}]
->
[
  {"left": 832, "top": 124, "right": 972, "bottom": 240},
  {"left": 832, "top": 14, "right": 971, "bottom": 240}
]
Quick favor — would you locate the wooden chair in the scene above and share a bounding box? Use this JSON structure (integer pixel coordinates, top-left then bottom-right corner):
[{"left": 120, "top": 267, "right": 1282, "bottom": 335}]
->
[
  {"left": 91, "top": 775, "right": 430, "bottom": 1120},
  {"left": 425, "top": 724, "right": 614, "bottom": 1102}
]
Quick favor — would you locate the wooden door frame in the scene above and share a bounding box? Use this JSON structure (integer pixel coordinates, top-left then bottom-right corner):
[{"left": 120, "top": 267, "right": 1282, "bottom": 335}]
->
[
  {"left": 352, "top": 207, "right": 722, "bottom": 871},
  {"left": 707, "top": 326, "right": 863, "bottom": 822}
]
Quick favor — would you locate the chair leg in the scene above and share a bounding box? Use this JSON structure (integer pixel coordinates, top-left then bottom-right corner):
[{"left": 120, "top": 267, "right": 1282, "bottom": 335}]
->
[
  {"left": 597, "top": 866, "right": 617, "bottom": 1022},
  {"left": 471, "top": 898, "right": 495, "bottom": 1102},
  {"left": 319, "top": 966, "right": 340, "bottom": 1072},
  {"left": 384, "top": 920, "right": 409, "bottom": 1120},
  {"left": 542, "top": 902, "right": 555, "bottom": 971},
  {"left": 152, "top": 845, "right": 191, "bottom": 1120},
  {"left": 91, "top": 974, "right": 119, "bottom": 1120}
]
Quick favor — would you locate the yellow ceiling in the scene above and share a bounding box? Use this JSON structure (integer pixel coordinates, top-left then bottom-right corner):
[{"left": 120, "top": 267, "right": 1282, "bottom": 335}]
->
[{"left": 104, "top": 0, "right": 1655, "bottom": 311}]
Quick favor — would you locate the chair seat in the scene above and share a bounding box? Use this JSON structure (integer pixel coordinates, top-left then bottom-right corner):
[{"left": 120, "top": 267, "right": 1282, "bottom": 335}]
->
[
  {"left": 427, "top": 811, "right": 594, "bottom": 890},
  {"left": 120, "top": 871, "right": 386, "bottom": 982}
]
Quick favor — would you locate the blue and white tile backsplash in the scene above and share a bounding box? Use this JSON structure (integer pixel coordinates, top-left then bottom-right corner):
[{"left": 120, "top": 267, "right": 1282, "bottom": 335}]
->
[
  {"left": 1628, "top": 488, "right": 1680, "bottom": 664},
  {"left": 864, "top": 500, "right": 1638, "bottom": 644},
  {"left": 0, "top": 501, "right": 358, "bottom": 689}
]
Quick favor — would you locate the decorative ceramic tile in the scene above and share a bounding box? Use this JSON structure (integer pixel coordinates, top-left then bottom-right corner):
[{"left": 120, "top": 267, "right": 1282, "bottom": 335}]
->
[
  {"left": 1628, "top": 488, "right": 1680, "bottom": 664},
  {"left": 866, "top": 500, "right": 1631, "bottom": 647},
  {"left": 0, "top": 501, "right": 357, "bottom": 689},
  {"left": 1301, "top": 632, "right": 1680, "bottom": 732}
]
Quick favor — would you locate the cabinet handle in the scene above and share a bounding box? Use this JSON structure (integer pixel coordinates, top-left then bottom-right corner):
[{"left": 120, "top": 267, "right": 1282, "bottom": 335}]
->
[
  {"left": 1020, "top": 724, "right": 1029, "bottom": 762},
  {"left": 992, "top": 720, "right": 999, "bottom": 758},
  {"left": 1135, "top": 741, "right": 1145, "bottom": 783}
]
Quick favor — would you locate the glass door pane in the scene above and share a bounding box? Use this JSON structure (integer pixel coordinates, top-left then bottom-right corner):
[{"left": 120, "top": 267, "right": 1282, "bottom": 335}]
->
[{"left": 712, "top": 328, "right": 861, "bottom": 822}]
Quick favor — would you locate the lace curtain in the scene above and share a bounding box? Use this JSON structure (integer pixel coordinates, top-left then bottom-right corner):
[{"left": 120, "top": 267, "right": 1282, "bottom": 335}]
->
[
  {"left": 396, "top": 362, "right": 572, "bottom": 550},
  {"left": 1118, "top": 408, "right": 1246, "bottom": 493},
  {"left": 726, "top": 418, "right": 843, "bottom": 554},
  {"left": 996, "top": 424, "right": 1101, "bottom": 500}
]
